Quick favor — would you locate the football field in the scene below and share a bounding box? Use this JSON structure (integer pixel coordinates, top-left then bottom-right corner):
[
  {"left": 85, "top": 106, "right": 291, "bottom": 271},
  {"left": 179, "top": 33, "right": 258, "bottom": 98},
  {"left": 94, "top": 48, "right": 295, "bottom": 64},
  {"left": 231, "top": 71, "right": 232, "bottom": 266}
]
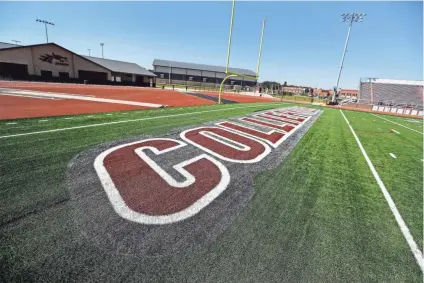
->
[{"left": 0, "top": 103, "right": 422, "bottom": 282}]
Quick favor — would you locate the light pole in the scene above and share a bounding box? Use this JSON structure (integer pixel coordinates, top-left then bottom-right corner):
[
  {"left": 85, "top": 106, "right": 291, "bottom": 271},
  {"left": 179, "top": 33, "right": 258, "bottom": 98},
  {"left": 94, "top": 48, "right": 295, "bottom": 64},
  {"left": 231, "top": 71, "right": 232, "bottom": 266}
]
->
[
  {"left": 332, "top": 13, "right": 366, "bottom": 103},
  {"left": 368, "top": 77, "right": 377, "bottom": 104},
  {"left": 168, "top": 61, "right": 172, "bottom": 86},
  {"left": 100, "top": 43, "right": 104, "bottom": 58},
  {"left": 36, "top": 19, "right": 54, "bottom": 43},
  {"left": 88, "top": 49, "right": 91, "bottom": 56},
  {"left": 12, "top": 40, "right": 21, "bottom": 45}
]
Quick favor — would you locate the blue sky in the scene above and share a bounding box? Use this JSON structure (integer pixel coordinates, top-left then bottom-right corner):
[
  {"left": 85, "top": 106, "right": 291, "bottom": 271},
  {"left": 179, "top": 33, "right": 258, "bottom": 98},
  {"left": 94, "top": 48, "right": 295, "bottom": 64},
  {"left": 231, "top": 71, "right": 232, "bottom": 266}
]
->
[{"left": 0, "top": 1, "right": 422, "bottom": 89}]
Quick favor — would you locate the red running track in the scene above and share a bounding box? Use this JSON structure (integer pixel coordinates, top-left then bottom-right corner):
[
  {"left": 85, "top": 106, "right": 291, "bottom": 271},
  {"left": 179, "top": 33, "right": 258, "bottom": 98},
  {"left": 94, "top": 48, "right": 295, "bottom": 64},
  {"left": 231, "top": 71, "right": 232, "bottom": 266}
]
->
[
  {"left": 0, "top": 95, "right": 151, "bottom": 120},
  {"left": 0, "top": 82, "right": 279, "bottom": 120}
]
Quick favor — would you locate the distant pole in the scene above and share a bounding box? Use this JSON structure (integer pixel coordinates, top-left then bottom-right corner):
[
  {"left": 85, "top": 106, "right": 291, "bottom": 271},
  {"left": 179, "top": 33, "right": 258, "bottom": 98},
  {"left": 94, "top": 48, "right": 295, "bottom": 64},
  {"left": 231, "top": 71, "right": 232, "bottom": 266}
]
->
[
  {"left": 369, "top": 77, "right": 377, "bottom": 104},
  {"left": 88, "top": 49, "right": 91, "bottom": 56},
  {"left": 36, "top": 19, "right": 54, "bottom": 43},
  {"left": 169, "top": 61, "right": 172, "bottom": 85},
  {"left": 332, "top": 13, "right": 366, "bottom": 103},
  {"left": 11, "top": 40, "right": 21, "bottom": 45},
  {"left": 100, "top": 43, "right": 104, "bottom": 58}
]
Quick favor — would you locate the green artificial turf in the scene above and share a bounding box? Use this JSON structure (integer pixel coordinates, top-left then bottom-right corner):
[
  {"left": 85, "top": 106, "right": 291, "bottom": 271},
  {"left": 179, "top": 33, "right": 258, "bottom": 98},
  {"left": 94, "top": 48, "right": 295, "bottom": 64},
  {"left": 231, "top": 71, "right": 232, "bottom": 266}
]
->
[
  {"left": 343, "top": 110, "right": 423, "bottom": 247},
  {"left": 0, "top": 102, "right": 289, "bottom": 225},
  {"left": 0, "top": 105, "right": 422, "bottom": 282}
]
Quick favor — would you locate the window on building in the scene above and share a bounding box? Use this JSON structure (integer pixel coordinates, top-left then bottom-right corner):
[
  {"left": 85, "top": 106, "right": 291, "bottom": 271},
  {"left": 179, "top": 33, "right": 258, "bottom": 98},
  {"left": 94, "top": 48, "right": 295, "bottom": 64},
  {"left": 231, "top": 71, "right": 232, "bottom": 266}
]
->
[
  {"left": 203, "top": 78, "right": 207, "bottom": 82},
  {"left": 189, "top": 77, "right": 193, "bottom": 81},
  {"left": 160, "top": 74, "right": 164, "bottom": 79},
  {"left": 230, "top": 81, "right": 235, "bottom": 85}
]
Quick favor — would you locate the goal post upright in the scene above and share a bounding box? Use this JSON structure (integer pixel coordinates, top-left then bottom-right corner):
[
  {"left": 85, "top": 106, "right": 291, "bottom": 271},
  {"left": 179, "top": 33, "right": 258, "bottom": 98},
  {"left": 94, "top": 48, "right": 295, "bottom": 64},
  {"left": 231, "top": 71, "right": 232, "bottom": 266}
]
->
[
  {"left": 256, "top": 18, "right": 266, "bottom": 79},
  {"left": 219, "top": 0, "right": 265, "bottom": 104},
  {"left": 225, "top": 0, "right": 236, "bottom": 74}
]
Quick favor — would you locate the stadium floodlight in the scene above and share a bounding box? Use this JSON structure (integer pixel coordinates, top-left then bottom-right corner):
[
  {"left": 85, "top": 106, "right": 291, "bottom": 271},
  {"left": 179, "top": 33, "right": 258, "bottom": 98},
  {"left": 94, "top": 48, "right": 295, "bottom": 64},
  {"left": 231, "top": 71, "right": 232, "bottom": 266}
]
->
[
  {"left": 100, "top": 43, "right": 104, "bottom": 58},
  {"left": 36, "top": 19, "right": 54, "bottom": 43},
  {"left": 88, "top": 49, "right": 91, "bottom": 56},
  {"left": 12, "top": 40, "right": 21, "bottom": 45},
  {"left": 332, "top": 12, "right": 366, "bottom": 103},
  {"left": 368, "top": 77, "right": 378, "bottom": 104}
]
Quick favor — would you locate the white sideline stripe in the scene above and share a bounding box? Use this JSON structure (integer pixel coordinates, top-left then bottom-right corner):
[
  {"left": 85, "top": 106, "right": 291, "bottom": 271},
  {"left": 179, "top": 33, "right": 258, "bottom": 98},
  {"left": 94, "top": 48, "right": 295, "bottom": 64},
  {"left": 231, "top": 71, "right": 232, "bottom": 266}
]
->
[
  {"left": 0, "top": 88, "right": 164, "bottom": 108},
  {"left": 0, "top": 92, "right": 63, "bottom": 100},
  {"left": 372, "top": 114, "right": 423, "bottom": 135},
  {"left": 391, "top": 129, "right": 400, "bottom": 134},
  {"left": 6, "top": 122, "right": 17, "bottom": 125},
  {"left": 389, "top": 153, "right": 397, "bottom": 159},
  {"left": 341, "top": 110, "right": 424, "bottom": 272},
  {"left": 0, "top": 103, "right": 283, "bottom": 139}
]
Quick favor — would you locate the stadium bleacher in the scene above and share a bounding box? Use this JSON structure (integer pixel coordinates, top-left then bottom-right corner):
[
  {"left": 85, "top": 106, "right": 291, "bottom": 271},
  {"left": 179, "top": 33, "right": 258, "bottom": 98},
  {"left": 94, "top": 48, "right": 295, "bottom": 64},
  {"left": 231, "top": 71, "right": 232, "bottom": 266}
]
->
[{"left": 359, "top": 78, "right": 423, "bottom": 108}]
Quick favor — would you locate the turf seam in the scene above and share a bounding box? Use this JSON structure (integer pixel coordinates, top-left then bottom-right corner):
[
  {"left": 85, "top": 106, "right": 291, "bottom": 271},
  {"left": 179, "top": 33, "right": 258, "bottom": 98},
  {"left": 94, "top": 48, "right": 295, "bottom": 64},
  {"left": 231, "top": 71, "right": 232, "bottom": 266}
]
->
[{"left": 0, "top": 197, "right": 69, "bottom": 227}]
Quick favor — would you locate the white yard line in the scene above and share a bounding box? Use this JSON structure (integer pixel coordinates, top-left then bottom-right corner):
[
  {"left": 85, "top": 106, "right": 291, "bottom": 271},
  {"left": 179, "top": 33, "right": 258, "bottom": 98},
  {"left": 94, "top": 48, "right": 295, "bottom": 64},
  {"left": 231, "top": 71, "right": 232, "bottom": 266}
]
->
[
  {"left": 38, "top": 120, "right": 48, "bottom": 122},
  {"left": 391, "top": 129, "right": 400, "bottom": 134},
  {"left": 0, "top": 92, "right": 63, "bottom": 100},
  {"left": 0, "top": 103, "right": 283, "bottom": 139},
  {"left": 5, "top": 122, "right": 17, "bottom": 125},
  {"left": 372, "top": 114, "right": 423, "bottom": 135},
  {"left": 389, "top": 153, "right": 397, "bottom": 159},
  {"left": 341, "top": 110, "right": 423, "bottom": 272},
  {"left": 64, "top": 117, "right": 74, "bottom": 120}
]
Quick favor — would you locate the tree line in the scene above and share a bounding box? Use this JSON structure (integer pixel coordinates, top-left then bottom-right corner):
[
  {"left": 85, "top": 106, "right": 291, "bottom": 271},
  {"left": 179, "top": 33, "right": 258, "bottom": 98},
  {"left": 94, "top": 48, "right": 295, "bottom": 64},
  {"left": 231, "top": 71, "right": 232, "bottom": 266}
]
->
[{"left": 260, "top": 80, "right": 314, "bottom": 94}]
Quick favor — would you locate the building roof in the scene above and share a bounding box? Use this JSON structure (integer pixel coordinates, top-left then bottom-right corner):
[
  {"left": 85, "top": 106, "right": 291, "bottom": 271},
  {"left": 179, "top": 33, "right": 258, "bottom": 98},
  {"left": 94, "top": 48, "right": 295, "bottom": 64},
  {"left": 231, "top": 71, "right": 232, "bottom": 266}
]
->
[
  {"left": 83, "top": 56, "right": 156, "bottom": 77},
  {"left": 0, "top": 42, "right": 21, "bottom": 50},
  {"left": 0, "top": 42, "right": 155, "bottom": 77},
  {"left": 0, "top": 43, "right": 114, "bottom": 72},
  {"left": 153, "top": 59, "right": 256, "bottom": 77},
  {"left": 364, "top": 78, "right": 424, "bottom": 86}
]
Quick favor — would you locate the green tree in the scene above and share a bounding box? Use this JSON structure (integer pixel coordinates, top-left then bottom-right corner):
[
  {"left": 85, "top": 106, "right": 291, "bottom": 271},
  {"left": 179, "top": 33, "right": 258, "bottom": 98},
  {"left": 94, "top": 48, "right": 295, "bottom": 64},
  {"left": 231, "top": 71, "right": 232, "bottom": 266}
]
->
[{"left": 261, "top": 81, "right": 281, "bottom": 89}]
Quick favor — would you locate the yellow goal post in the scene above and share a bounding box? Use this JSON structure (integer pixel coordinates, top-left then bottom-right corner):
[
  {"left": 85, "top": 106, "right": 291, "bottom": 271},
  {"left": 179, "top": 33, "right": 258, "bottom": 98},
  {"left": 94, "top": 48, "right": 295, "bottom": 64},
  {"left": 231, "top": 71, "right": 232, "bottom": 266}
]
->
[{"left": 218, "top": 0, "right": 266, "bottom": 104}]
